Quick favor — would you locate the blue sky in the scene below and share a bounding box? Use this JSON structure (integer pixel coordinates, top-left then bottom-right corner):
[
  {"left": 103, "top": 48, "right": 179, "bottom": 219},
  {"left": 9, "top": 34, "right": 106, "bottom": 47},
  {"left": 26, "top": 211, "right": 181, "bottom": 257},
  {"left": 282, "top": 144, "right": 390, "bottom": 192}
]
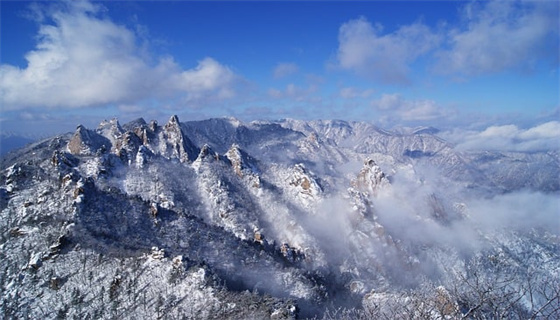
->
[{"left": 0, "top": 0, "right": 559, "bottom": 136}]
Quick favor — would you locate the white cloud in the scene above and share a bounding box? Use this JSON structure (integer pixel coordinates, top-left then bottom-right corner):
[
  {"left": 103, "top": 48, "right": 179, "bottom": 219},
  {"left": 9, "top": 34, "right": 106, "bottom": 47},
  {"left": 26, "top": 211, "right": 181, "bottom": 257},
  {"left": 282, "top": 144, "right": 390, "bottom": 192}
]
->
[
  {"left": 468, "top": 191, "right": 560, "bottom": 235},
  {"left": 478, "top": 125, "right": 519, "bottom": 138},
  {"left": 267, "top": 83, "right": 319, "bottom": 102},
  {"left": 337, "top": 17, "right": 440, "bottom": 84},
  {"left": 273, "top": 62, "right": 299, "bottom": 79},
  {"left": 443, "top": 121, "right": 560, "bottom": 152},
  {"left": 170, "top": 57, "right": 237, "bottom": 100},
  {"left": 371, "top": 93, "right": 450, "bottom": 122},
  {"left": 339, "top": 87, "right": 375, "bottom": 99},
  {"left": 0, "top": 0, "right": 239, "bottom": 110},
  {"left": 519, "top": 121, "right": 560, "bottom": 140},
  {"left": 371, "top": 93, "right": 401, "bottom": 110},
  {"left": 336, "top": 1, "right": 558, "bottom": 81},
  {"left": 436, "top": 0, "right": 559, "bottom": 75}
]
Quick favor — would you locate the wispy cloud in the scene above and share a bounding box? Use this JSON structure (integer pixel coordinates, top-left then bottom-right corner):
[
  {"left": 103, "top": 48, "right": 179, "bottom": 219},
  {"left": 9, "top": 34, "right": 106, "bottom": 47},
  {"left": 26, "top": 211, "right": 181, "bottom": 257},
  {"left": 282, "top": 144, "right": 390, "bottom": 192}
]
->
[
  {"left": 435, "top": 0, "right": 559, "bottom": 76},
  {"left": 468, "top": 191, "right": 560, "bottom": 234},
  {"left": 0, "top": 0, "right": 240, "bottom": 110},
  {"left": 267, "top": 83, "right": 319, "bottom": 103},
  {"left": 336, "top": 17, "right": 440, "bottom": 84},
  {"left": 336, "top": 1, "right": 558, "bottom": 83},
  {"left": 371, "top": 93, "right": 452, "bottom": 122},
  {"left": 339, "top": 87, "right": 375, "bottom": 99},
  {"left": 273, "top": 62, "right": 299, "bottom": 79},
  {"left": 441, "top": 121, "right": 560, "bottom": 152}
]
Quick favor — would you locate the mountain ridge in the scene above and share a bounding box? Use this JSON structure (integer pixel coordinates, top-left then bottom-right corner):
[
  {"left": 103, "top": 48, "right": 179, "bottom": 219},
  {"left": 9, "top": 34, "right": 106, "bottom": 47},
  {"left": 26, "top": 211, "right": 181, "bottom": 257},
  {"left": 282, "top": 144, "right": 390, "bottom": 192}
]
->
[{"left": 1, "top": 115, "right": 558, "bottom": 319}]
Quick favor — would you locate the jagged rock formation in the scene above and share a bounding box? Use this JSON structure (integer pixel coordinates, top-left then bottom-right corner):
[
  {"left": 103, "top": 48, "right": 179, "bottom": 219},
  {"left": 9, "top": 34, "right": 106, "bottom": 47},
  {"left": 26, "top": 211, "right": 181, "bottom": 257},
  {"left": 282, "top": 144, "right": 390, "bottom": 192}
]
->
[
  {"left": 67, "top": 125, "right": 111, "bottom": 155},
  {"left": 160, "top": 115, "right": 198, "bottom": 163},
  {"left": 352, "top": 158, "right": 390, "bottom": 196},
  {"left": 225, "top": 144, "right": 261, "bottom": 188},
  {"left": 1, "top": 116, "right": 558, "bottom": 319}
]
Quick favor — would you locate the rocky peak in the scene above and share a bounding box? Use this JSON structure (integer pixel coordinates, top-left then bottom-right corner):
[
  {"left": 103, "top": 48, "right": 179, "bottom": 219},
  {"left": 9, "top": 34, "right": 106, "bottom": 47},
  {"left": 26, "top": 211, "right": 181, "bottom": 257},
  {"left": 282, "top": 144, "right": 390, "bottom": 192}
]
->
[
  {"left": 122, "top": 117, "right": 147, "bottom": 131},
  {"left": 134, "top": 127, "right": 151, "bottom": 146},
  {"left": 192, "top": 144, "right": 219, "bottom": 171},
  {"left": 149, "top": 120, "right": 158, "bottom": 132},
  {"left": 168, "top": 114, "right": 180, "bottom": 125},
  {"left": 67, "top": 125, "right": 111, "bottom": 156},
  {"left": 225, "top": 144, "right": 243, "bottom": 177},
  {"left": 225, "top": 144, "right": 261, "bottom": 188},
  {"left": 197, "top": 144, "right": 218, "bottom": 161},
  {"left": 160, "top": 115, "right": 197, "bottom": 163},
  {"left": 352, "top": 158, "right": 390, "bottom": 196},
  {"left": 225, "top": 144, "right": 259, "bottom": 177},
  {"left": 288, "top": 164, "right": 322, "bottom": 208},
  {"left": 97, "top": 119, "right": 124, "bottom": 153},
  {"left": 163, "top": 115, "right": 181, "bottom": 136},
  {"left": 298, "top": 132, "right": 322, "bottom": 154},
  {"left": 97, "top": 118, "right": 123, "bottom": 137},
  {"left": 115, "top": 131, "right": 143, "bottom": 162},
  {"left": 290, "top": 164, "right": 320, "bottom": 192}
]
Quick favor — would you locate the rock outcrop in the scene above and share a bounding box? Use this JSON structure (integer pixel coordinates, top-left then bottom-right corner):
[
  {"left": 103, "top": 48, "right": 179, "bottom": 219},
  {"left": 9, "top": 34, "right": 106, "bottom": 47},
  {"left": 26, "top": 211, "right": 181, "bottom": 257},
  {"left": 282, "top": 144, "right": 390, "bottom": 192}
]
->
[{"left": 352, "top": 159, "right": 390, "bottom": 196}]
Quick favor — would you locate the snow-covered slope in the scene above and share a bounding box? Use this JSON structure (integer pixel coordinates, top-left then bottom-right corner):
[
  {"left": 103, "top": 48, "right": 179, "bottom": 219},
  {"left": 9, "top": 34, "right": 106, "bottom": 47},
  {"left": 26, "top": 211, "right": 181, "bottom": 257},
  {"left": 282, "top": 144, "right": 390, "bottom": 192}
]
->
[{"left": 1, "top": 116, "right": 558, "bottom": 319}]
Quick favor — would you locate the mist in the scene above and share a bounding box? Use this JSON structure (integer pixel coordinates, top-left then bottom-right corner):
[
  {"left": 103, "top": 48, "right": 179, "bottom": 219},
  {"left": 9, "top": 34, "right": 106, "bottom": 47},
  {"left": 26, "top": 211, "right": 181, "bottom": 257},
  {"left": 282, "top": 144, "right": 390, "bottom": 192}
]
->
[
  {"left": 467, "top": 190, "right": 560, "bottom": 235},
  {"left": 286, "top": 155, "right": 560, "bottom": 294},
  {"left": 440, "top": 121, "right": 560, "bottom": 153}
]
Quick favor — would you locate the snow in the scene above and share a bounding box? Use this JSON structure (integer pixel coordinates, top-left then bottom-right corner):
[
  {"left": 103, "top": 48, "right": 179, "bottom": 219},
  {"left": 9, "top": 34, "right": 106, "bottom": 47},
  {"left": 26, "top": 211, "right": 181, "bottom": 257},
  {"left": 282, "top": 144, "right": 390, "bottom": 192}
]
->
[{"left": 0, "top": 116, "right": 558, "bottom": 319}]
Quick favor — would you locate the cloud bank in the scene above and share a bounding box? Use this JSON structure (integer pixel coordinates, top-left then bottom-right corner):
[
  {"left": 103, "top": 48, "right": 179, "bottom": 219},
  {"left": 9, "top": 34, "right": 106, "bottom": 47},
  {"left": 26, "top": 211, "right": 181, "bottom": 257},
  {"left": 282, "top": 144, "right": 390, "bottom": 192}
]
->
[
  {"left": 336, "top": 1, "right": 558, "bottom": 83},
  {"left": 441, "top": 121, "right": 560, "bottom": 152},
  {"left": 0, "top": 1, "right": 239, "bottom": 110},
  {"left": 370, "top": 93, "right": 452, "bottom": 122}
]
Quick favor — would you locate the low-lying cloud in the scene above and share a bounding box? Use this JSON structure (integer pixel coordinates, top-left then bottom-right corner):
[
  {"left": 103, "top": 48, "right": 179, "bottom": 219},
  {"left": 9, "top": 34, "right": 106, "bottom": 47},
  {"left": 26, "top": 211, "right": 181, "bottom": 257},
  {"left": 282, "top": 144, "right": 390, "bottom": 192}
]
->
[
  {"left": 0, "top": 1, "right": 240, "bottom": 110},
  {"left": 467, "top": 191, "right": 560, "bottom": 235},
  {"left": 370, "top": 93, "right": 453, "bottom": 123},
  {"left": 442, "top": 121, "right": 560, "bottom": 152},
  {"left": 363, "top": 162, "right": 560, "bottom": 277}
]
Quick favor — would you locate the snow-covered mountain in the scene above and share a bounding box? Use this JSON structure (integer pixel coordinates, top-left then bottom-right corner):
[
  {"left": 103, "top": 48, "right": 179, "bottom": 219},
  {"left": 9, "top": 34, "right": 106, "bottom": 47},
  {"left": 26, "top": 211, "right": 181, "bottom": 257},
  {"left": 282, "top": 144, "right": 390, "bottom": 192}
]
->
[{"left": 1, "top": 116, "right": 558, "bottom": 319}]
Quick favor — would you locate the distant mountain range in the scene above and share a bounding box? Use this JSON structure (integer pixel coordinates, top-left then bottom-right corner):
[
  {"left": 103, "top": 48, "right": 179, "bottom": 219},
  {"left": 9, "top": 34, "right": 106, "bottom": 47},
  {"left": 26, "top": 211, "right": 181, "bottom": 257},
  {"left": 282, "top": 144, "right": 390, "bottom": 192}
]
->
[
  {"left": 0, "top": 133, "right": 35, "bottom": 156},
  {"left": 1, "top": 116, "right": 558, "bottom": 319}
]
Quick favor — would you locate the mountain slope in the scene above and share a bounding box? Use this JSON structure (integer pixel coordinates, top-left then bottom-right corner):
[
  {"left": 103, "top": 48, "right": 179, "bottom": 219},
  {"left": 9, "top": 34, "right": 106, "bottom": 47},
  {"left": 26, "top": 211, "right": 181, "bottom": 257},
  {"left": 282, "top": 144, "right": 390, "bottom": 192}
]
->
[{"left": 1, "top": 116, "right": 558, "bottom": 319}]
